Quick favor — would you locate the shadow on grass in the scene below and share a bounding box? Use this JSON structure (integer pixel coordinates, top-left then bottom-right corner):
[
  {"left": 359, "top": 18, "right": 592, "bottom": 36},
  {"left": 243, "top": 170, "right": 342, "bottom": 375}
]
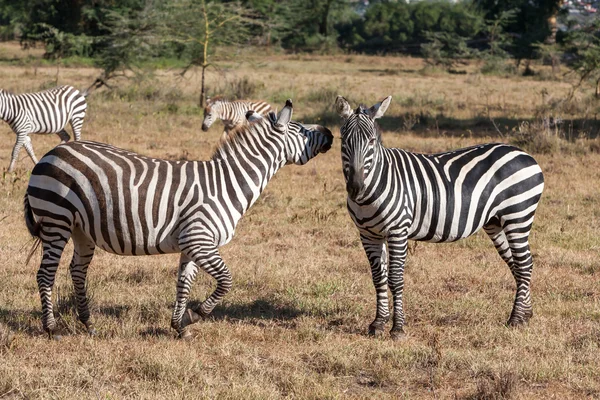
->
[
  {"left": 0, "top": 307, "right": 43, "bottom": 336},
  {"left": 96, "top": 304, "right": 130, "bottom": 319},
  {"left": 301, "top": 108, "right": 600, "bottom": 140},
  {"left": 191, "top": 298, "right": 304, "bottom": 323}
]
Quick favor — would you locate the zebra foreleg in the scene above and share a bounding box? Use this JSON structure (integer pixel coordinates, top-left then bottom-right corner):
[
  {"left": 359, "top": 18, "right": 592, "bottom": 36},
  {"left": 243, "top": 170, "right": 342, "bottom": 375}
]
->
[
  {"left": 69, "top": 231, "right": 96, "bottom": 335},
  {"left": 361, "top": 235, "right": 390, "bottom": 336},
  {"left": 387, "top": 232, "right": 408, "bottom": 340},
  {"left": 37, "top": 231, "right": 71, "bottom": 339},
  {"left": 171, "top": 254, "right": 200, "bottom": 339}
]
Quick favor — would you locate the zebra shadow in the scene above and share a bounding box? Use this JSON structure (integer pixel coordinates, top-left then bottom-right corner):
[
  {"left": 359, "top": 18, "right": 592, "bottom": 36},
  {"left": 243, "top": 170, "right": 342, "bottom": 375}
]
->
[
  {"left": 0, "top": 307, "right": 44, "bottom": 336},
  {"left": 191, "top": 298, "right": 305, "bottom": 328}
]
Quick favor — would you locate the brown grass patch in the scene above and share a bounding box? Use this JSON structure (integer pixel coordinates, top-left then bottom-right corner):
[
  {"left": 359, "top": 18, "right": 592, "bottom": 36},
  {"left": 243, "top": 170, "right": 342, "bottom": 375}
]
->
[{"left": 0, "top": 44, "right": 598, "bottom": 398}]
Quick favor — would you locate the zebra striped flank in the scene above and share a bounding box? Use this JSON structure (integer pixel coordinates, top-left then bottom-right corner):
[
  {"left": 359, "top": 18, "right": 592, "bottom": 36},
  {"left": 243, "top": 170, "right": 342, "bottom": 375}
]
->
[
  {"left": 336, "top": 95, "right": 544, "bottom": 339},
  {"left": 24, "top": 99, "right": 333, "bottom": 339},
  {"left": 0, "top": 85, "right": 87, "bottom": 172}
]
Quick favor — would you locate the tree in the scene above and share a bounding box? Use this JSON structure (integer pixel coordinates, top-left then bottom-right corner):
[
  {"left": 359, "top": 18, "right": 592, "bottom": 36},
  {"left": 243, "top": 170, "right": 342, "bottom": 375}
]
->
[
  {"left": 562, "top": 20, "right": 600, "bottom": 99},
  {"left": 87, "top": 3, "right": 159, "bottom": 93},
  {"left": 474, "top": 0, "right": 563, "bottom": 60},
  {"left": 156, "top": 0, "right": 255, "bottom": 106}
]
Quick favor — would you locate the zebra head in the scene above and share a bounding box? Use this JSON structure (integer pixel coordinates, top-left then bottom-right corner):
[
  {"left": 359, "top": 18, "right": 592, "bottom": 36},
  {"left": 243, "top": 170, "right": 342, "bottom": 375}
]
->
[
  {"left": 249, "top": 100, "right": 333, "bottom": 165},
  {"left": 202, "top": 98, "right": 221, "bottom": 131},
  {"left": 335, "top": 95, "right": 392, "bottom": 201}
]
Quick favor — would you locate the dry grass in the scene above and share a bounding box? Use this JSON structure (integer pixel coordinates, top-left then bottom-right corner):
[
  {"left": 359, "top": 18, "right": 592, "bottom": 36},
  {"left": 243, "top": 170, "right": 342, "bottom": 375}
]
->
[{"left": 0, "top": 44, "right": 599, "bottom": 399}]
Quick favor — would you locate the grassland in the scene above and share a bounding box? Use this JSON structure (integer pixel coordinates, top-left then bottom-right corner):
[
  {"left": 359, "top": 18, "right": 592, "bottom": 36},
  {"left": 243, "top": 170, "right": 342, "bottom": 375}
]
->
[{"left": 0, "top": 43, "right": 599, "bottom": 399}]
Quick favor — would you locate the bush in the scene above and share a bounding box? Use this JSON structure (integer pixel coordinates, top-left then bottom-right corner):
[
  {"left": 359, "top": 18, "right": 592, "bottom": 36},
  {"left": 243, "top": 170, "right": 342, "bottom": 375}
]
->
[{"left": 216, "top": 76, "right": 264, "bottom": 100}]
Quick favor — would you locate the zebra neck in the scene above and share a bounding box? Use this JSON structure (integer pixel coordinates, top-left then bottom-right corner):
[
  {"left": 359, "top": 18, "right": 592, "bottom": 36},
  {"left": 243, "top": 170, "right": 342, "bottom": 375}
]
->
[{"left": 208, "top": 133, "right": 285, "bottom": 215}]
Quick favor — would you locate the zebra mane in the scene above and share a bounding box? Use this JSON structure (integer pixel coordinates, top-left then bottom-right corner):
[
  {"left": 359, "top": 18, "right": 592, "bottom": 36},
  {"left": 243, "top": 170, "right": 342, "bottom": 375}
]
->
[{"left": 210, "top": 118, "right": 269, "bottom": 161}]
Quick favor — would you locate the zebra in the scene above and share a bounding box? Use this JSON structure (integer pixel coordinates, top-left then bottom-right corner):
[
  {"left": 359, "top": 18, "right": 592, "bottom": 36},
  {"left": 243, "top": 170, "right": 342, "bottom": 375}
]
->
[
  {"left": 24, "top": 99, "right": 333, "bottom": 340},
  {"left": 0, "top": 85, "right": 87, "bottom": 173},
  {"left": 202, "top": 97, "right": 272, "bottom": 139},
  {"left": 335, "top": 95, "right": 544, "bottom": 339}
]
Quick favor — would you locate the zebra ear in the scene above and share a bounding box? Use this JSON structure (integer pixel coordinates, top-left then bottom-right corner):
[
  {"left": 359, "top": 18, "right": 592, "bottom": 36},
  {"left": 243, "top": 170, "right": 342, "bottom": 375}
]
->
[
  {"left": 335, "top": 95, "right": 352, "bottom": 119},
  {"left": 368, "top": 96, "right": 392, "bottom": 120},
  {"left": 245, "top": 110, "right": 263, "bottom": 123},
  {"left": 276, "top": 99, "right": 293, "bottom": 127}
]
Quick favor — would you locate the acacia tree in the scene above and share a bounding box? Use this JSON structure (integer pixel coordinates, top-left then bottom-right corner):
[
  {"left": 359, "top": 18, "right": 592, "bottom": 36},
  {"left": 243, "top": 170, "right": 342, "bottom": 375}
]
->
[{"left": 157, "top": 0, "right": 255, "bottom": 106}]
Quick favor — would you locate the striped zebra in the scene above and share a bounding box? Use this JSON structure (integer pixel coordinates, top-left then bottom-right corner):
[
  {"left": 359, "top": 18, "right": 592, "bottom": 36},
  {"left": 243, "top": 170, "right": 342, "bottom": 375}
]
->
[
  {"left": 202, "top": 97, "right": 272, "bottom": 139},
  {"left": 24, "top": 100, "right": 333, "bottom": 339},
  {"left": 335, "top": 95, "right": 544, "bottom": 339},
  {"left": 0, "top": 85, "right": 87, "bottom": 172}
]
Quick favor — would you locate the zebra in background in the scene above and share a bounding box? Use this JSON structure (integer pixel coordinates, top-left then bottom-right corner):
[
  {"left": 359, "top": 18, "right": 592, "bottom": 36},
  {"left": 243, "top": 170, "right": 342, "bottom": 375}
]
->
[
  {"left": 202, "top": 97, "right": 272, "bottom": 139},
  {"left": 24, "top": 99, "right": 333, "bottom": 339},
  {"left": 335, "top": 95, "right": 544, "bottom": 339},
  {"left": 0, "top": 85, "right": 87, "bottom": 172}
]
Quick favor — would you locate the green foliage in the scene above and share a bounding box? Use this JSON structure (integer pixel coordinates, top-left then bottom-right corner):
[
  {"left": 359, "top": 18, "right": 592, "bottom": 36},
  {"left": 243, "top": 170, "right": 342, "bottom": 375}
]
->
[
  {"left": 561, "top": 20, "right": 600, "bottom": 98},
  {"left": 93, "top": 5, "right": 159, "bottom": 81},
  {"left": 474, "top": 0, "right": 561, "bottom": 59},
  {"left": 337, "top": 1, "right": 484, "bottom": 54},
  {"left": 422, "top": 31, "right": 473, "bottom": 69}
]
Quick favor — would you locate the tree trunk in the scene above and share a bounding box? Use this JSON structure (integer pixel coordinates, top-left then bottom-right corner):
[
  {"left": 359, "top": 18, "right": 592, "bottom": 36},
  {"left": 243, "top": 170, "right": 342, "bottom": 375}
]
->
[
  {"left": 200, "top": 65, "right": 206, "bottom": 107},
  {"left": 545, "top": 1, "right": 563, "bottom": 45},
  {"left": 319, "top": 0, "right": 334, "bottom": 36}
]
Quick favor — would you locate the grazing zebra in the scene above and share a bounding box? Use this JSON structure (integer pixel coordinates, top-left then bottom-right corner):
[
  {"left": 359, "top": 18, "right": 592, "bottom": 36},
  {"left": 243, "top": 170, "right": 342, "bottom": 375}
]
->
[
  {"left": 0, "top": 85, "right": 87, "bottom": 172},
  {"left": 24, "top": 99, "right": 333, "bottom": 339},
  {"left": 335, "top": 95, "right": 544, "bottom": 339},
  {"left": 202, "top": 97, "right": 272, "bottom": 139}
]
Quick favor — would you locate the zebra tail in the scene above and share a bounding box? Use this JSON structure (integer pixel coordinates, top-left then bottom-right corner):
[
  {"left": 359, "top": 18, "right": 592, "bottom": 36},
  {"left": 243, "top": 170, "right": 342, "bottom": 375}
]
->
[{"left": 23, "top": 193, "right": 42, "bottom": 265}]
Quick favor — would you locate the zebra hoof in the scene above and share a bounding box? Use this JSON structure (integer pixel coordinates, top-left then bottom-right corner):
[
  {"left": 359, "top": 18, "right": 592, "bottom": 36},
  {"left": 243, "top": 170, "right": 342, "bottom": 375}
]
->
[
  {"left": 50, "top": 333, "right": 63, "bottom": 341},
  {"left": 390, "top": 329, "right": 406, "bottom": 341},
  {"left": 178, "top": 329, "right": 194, "bottom": 341},
  {"left": 507, "top": 309, "right": 533, "bottom": 327},
  {"left": 87, "top": 327, "right": 97, "bottom": 337},
  {"left": 368, "top": 323, "right": 386, "bottom": 337},
  {"left": 181, "top": 308, "right": 202, "bottom": 328}
]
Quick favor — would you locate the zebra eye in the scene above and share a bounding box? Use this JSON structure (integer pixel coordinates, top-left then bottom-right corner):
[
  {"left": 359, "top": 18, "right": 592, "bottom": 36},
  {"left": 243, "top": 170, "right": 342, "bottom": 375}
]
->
[{"left": 368, "top": 137, "right": 376, "bottom": 145}]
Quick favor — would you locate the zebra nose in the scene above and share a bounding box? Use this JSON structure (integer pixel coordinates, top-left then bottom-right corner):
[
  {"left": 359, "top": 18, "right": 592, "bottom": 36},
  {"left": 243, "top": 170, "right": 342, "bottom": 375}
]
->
[
  {"left": 346, "top": 165, "right": 364, "bottom": 200},
  {"left": 201, "top": 124, "right": 209, "bottom": 132}
]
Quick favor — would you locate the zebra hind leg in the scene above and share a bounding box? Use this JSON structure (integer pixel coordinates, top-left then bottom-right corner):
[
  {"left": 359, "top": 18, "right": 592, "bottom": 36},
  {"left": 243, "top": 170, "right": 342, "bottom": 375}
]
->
[
  {"left": 57, "top": 129, "right": 70, "bottom": 144},
  {"left": 70, "top": 117, "right": 83, "bottom": 141},
  {"left": 22, "top": 136, "right": 38, "bottom": 165},
  {"left": 171, "top": 254, "right": 200, "bottom": 340},
  {"left": 484, "top": 219, "right": 533, "bottom": 326},
  {"left": 69, "top": 230, "right": 96, "bottom": 335},
  {"left": 37, "top": 231, "right": 72, "bottom": 339},
  {"left": 8, "top": 133, "right": 26, "bottom": 172},
  {"left": 504, "top": 229, "right": 534, "bottom": 326}
]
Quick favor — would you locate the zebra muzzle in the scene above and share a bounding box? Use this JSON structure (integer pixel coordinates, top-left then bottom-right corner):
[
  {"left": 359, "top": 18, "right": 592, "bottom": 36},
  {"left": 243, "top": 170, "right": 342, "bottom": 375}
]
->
[{"left": 346, "top": 165, "right": 365, "bottom": 200}]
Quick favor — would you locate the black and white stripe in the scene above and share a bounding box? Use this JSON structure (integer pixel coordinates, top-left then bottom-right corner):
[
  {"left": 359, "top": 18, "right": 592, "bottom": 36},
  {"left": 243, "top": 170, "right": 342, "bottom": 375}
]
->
[
  {"left": 335, "top": 95, "right": 544, "bottom": 339},
  {"left": 0, "top": 85, "right": 87, "bottom": 172},
  {"left": 24, "top": 100, "right": 333, "bottom": 339},
  {"left": 202, "top": 97, "right": 272, "bottom": 138}
]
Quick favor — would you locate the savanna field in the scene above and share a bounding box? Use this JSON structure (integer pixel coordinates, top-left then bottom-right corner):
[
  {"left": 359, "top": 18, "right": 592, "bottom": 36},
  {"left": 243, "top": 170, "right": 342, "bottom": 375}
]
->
[{"left": 0, "top": 42, "right": 599, "bottom": 399}]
